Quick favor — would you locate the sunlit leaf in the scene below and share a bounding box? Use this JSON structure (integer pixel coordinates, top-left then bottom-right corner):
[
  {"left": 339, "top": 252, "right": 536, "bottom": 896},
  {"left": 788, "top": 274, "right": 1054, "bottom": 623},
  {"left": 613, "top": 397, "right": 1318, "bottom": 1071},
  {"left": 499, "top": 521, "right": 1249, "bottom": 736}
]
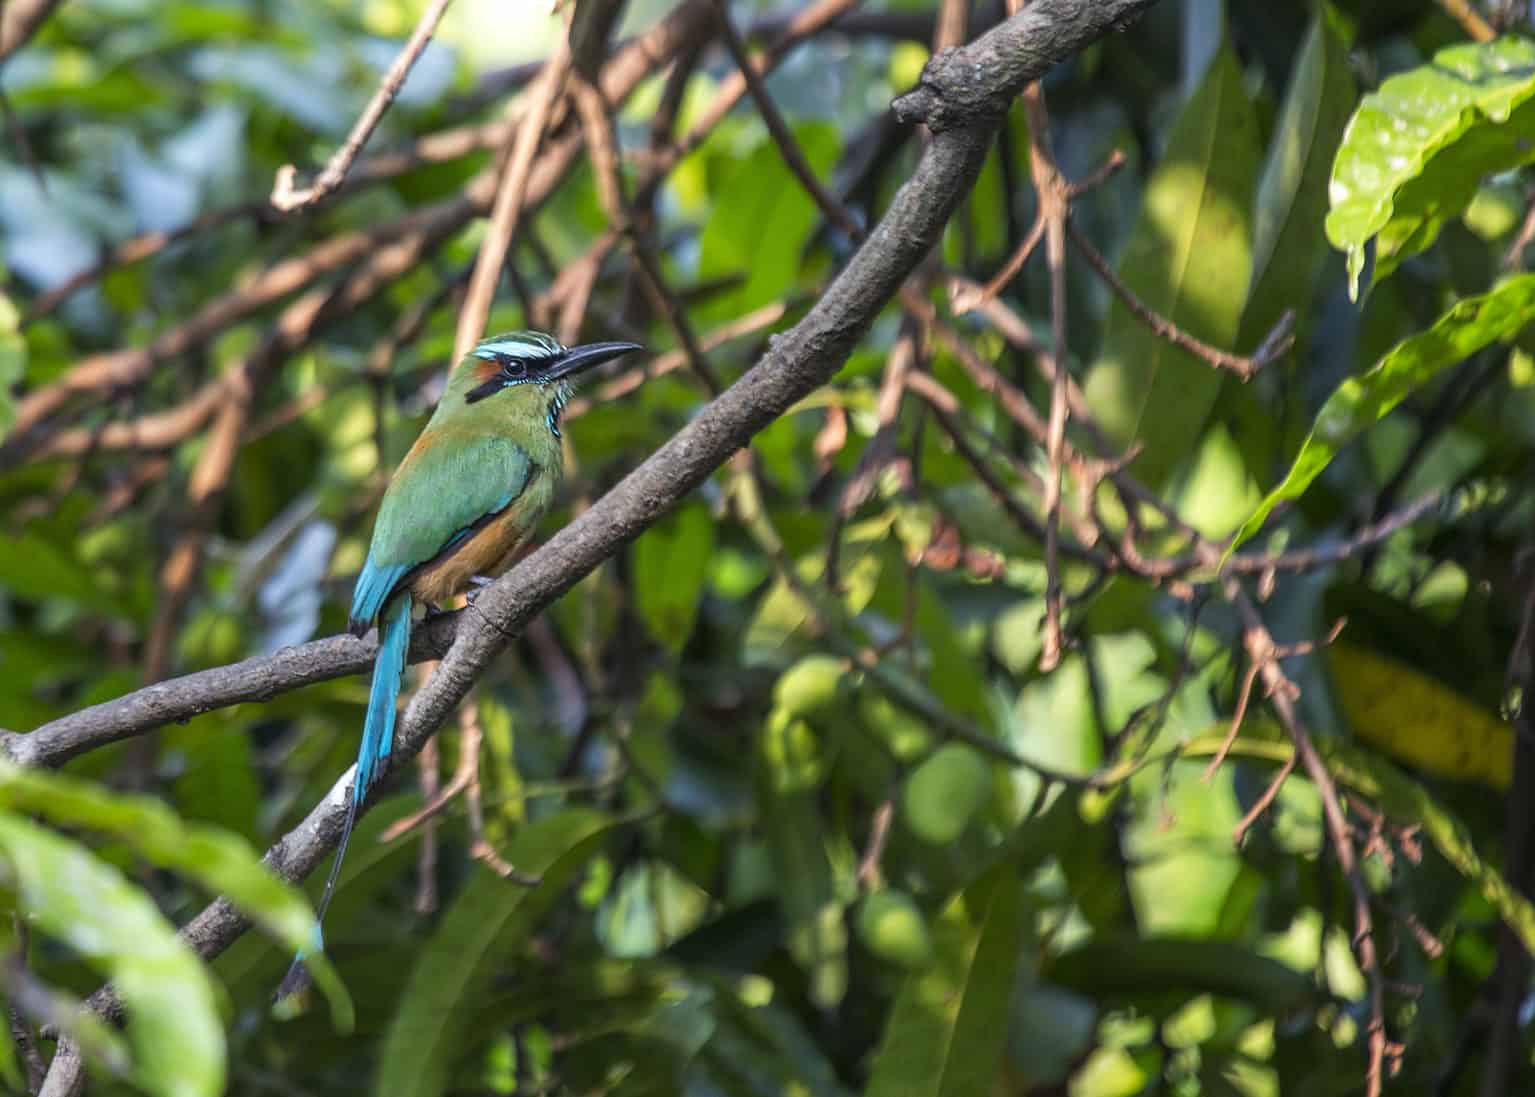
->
[
  {"left": 1081, "top": 45, "right": 1260, "bottom": 487},
  {"left": 1327, "top": 36, "right": 1535, "bottom": 297},
  {"left": 633, "top": 503, "right": 715, "bottom": 653},
  {"left": 0, "top": 292, "right": 23, "bottom": 439},
  {"left": 902, "top": 744, "right": 991, "bottom": 846}
]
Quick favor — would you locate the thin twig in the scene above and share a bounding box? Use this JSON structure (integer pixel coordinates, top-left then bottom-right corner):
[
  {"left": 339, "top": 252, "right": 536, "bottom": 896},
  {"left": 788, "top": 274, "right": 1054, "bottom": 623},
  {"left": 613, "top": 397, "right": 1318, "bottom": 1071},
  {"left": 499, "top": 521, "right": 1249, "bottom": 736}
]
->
[
  {"left": 713, "top": 0, "right": 862, "bottom": 241},
  {"left": 25, "top": 120, "right": 513, "bottom": 324},
  {"left": 1504, "top": 195, "right": 1535, "bottom": 270},
  {"left": 0, "top": 0, "right": 63, "bottom": 63},
  {"left": 271, "top": 0, "right": 456, "bottom": 211},
  {"left": 856, "top": 797, "right": 896, "bottom": 887},
  {"left": 1023, "top": 81, "right": 1071, "bottom": 672},
  {"left": 950, "top": 213, "right": 1045, "bottom": 313},
  {"left": 1435, "top": 0, "right": 1497, "bottom": 40},
  {"left": 827, "top": 330, "right": 918, "bottom": 587},
  {"left": 1232, "top": 754, "right": 1296, "bottom": 844},
  {"left": 455, "top": 43, "right": 574, "bottom": 360},
  {"left": 1227, "top": 585, "right": 1389, "bottom": 1097},
  {"left": 1067, "top": 216, "right": 1293, "bottom": 380},
  {"left": 414, "top": 732, "right": 442, "bottom": 915}
]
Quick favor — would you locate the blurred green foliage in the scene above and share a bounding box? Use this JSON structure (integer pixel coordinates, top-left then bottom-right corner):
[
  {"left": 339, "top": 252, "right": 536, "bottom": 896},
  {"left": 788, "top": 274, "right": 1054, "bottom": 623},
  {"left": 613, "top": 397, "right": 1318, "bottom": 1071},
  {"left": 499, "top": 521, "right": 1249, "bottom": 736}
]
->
[{"left": 1, "top": 0, "right": 1535, "bottom": 1095}]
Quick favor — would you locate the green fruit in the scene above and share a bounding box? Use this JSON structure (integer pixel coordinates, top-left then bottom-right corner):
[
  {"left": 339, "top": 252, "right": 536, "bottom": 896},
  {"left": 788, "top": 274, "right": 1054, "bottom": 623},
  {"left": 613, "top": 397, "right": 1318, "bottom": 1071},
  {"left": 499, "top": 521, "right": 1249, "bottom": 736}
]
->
[
  {"left": 856, "top": 890, "right": 934, "bottom": 969},
  {"left": 857, "top": 692, "right": 934, "bottom": 762},
  {"left": 902, "top": 744, "right": 991, "bottom": 844},
  {"left": 773, "top": 655, "right": 846, "bottom": 718}
]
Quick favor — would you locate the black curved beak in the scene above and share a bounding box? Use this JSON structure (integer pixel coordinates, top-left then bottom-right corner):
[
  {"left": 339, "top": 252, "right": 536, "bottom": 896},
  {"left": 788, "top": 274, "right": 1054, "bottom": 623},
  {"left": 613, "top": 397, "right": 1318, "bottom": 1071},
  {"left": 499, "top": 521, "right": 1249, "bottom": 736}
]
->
[{"left": 546, "top": 341, "right": 643, "bottom": 382}]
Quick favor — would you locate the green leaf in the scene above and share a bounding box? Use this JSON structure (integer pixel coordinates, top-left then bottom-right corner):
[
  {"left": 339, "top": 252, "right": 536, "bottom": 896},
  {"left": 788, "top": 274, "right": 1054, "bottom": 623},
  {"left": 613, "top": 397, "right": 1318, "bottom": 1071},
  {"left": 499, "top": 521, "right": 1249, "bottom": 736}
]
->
[
  {"left": 864, "top": 863, "right": 1024, "bottom": 1097},
  {"left": 902, "top": 744, "right": 991, "bottom": 846},
  {"left": 696, "top": 122, "right": 839, "bottom": 324},
  {"left": 374, "top": 809, "right": 615, "bottom": 1097},
  {"left": 0, "top": 292, "right": 23, "bottom": 439},
  {"left": 1327, "top": 36, "right": 1535, "bottom": 297},
  {"left": 0, "top": 528, "right": 128, "bottom": 616},
  {"left": 1240, "top": 6, "right": 1355, "bottom": 345},
  {"left": 1228, "top": 275, "right": 1535, "bottom": 552},
  {"left": 167, "top": 719, "right": 261, "bottom": 841},
  {"left": 1049, "top": 937, "right": 1315, "bottom": 1014},
  {"left": 1081, "top": 45, "right": 1260, "bottom": 487},
  {"left": 856, "top": 889, "right": 935, "bottom": 970},
  {"left": 633, "top": 503, "right": 715, "bottom": 653},
  {"left": 0, "top": 815, "right": 223, "bottom": 1097},
  {"left": 0, "top": 762, "right": 352, "bottom": 1029},
  {"left": 759, "top": 775, "right": 847, "bottom": 1008}
]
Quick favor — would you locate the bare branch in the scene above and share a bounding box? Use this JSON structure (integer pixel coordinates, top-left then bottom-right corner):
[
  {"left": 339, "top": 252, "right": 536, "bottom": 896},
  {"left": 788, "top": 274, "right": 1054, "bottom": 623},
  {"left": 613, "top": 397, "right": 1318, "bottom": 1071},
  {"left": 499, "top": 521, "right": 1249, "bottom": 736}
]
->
[
  {"left": 1435, "top": 0, "right": 1496, "bottom": 41},
  {"left": 0, "top": 0, "right": 63, "bottom": 62},
  {"left": 270, "top": 0, "right": 456, "bottom": 212},
  {"left": 1067, "top": 217, "right": 1294, "bottom": 380},
  {"left": 454, "top": 43, "right": 573, "bottom": 360}
]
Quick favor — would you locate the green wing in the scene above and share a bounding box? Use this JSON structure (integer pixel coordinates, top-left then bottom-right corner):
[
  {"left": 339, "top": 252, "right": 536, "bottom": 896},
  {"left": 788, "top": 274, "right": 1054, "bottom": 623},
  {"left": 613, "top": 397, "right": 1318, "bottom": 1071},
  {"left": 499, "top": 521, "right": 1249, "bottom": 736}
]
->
[{"left": 349, "top": 433, "right": 532, "bottom": 626}]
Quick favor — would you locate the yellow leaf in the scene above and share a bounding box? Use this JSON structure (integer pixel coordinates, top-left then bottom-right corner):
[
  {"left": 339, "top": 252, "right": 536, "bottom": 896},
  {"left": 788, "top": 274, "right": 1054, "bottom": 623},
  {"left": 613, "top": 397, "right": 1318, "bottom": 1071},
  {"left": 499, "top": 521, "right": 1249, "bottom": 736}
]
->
[{"left": 1328, "top": 643, "right": 1511, "bottom": 789}]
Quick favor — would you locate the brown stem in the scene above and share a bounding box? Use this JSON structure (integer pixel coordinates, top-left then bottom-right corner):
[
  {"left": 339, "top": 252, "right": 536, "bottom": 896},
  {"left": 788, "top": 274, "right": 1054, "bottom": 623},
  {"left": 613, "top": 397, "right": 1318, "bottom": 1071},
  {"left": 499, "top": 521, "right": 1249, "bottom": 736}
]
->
[
  {"left": 1067, "top": 217, "right": 1293, "bottom": 380},
  {"left": 270, "top": 0, "right": 457, "bottom": 211}
]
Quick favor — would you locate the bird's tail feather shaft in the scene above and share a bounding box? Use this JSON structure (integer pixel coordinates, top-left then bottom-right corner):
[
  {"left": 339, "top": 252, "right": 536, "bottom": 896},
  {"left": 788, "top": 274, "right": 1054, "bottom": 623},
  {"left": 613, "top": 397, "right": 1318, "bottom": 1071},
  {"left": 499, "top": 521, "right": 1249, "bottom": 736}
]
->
[{"left": 275, "top": 596, "right": 410, "bottom": 1002}]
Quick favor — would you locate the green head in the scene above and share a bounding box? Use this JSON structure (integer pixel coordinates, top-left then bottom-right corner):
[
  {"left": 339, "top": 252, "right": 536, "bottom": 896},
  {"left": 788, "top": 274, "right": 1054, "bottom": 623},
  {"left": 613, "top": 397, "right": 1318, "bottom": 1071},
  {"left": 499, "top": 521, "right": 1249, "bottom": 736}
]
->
[{"left": 444, "top": 332, "right": 643, "bottom": 437}]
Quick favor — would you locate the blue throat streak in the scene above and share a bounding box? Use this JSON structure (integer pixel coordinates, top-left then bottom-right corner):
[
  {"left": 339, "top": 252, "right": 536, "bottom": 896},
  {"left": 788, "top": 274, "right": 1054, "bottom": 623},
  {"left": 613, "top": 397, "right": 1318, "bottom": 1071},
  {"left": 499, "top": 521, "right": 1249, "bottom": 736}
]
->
[{"left": 277, "top": 595, "right": 411, "bottom": 999}]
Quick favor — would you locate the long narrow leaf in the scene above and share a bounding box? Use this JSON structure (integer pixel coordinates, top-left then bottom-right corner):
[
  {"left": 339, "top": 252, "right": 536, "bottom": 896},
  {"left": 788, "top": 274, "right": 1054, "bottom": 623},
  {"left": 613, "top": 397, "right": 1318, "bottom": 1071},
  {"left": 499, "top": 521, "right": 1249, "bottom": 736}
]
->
[
  {"left": 1228, "top": 275, "right": 1535, "bottom": 554},
  {"left": 0, "top": 761, "right": 353, "bottom": 1029},
  {"left": 0, "top": 816, "right": 223, "bottom": 1097},
  {"left": 864, "top": 862, "right": 1024, "bottom": 1097},
  {"left": 374, "top": 809, "right": 615, "bottom": 1097}
]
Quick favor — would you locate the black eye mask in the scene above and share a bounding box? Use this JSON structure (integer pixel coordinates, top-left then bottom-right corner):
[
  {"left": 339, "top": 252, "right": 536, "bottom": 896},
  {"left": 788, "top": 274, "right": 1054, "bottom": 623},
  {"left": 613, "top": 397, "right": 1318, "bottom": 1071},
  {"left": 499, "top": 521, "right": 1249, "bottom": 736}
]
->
[{"left": 464, "top": 358, "right": 531, "bottom": 404}]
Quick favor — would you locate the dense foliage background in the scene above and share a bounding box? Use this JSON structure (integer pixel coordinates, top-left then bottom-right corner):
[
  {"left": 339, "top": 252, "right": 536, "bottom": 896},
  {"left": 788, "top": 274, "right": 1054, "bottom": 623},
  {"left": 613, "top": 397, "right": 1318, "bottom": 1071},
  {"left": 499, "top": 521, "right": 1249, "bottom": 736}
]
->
[{"left": 3, "top": 0, "right": 1535, "bottom": 1094}]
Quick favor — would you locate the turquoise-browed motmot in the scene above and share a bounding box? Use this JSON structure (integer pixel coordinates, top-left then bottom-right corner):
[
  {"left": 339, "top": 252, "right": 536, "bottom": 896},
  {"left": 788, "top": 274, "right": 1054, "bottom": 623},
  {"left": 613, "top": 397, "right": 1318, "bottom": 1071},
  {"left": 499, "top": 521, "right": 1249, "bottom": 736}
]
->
[{"left": 279, "top": 332, "right": 641, "bottom": 996}]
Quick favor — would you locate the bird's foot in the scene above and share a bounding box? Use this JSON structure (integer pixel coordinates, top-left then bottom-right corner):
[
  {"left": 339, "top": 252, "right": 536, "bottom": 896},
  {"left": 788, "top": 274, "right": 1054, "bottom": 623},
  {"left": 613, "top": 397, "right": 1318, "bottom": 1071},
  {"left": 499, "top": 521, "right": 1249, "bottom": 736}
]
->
[{"left": 465, "top": 575, "right": 494, "bottom": 604}]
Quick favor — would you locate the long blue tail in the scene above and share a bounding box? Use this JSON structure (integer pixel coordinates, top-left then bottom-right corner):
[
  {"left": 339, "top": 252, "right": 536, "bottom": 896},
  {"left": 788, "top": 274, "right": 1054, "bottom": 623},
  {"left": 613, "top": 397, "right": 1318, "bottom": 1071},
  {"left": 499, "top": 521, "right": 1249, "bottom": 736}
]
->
[{"left": 276, "top": 596, "right": 411, "bottom": 1000}]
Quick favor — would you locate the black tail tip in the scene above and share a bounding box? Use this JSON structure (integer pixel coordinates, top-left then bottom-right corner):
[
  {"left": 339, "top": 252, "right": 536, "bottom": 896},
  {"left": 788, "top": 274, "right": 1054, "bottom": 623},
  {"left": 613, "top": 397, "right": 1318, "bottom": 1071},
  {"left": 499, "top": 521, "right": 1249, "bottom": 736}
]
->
[{"left": 272, "top": 960, "right": 315, "bottom": 1016}]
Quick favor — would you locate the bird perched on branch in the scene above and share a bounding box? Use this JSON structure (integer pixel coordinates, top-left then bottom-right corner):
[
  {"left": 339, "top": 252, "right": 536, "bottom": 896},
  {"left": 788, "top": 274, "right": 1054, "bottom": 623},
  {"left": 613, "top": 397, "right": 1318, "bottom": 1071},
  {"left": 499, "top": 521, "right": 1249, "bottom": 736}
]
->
[{"left": 278, "top": 332, "right": 642, "bottom": 999}]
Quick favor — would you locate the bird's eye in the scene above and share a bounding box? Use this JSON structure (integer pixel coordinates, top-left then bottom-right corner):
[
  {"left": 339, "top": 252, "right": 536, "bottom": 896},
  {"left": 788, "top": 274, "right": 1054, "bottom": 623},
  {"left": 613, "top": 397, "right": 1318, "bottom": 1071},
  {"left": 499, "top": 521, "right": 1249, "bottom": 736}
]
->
[{"left": 502, "top": 358, "right": 528, "bottom": 379}]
